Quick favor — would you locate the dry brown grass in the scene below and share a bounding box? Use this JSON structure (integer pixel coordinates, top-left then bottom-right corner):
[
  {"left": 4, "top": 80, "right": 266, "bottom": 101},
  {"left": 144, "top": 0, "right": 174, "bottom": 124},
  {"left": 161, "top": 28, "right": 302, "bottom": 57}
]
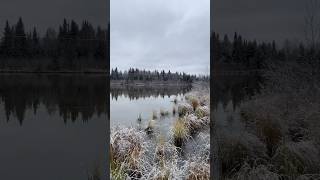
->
[
  {"left": 172, "top": 118, "right": 190, "bottom": 146},
  {"left": 191, "top": 98, "right": 199, "bottom": 111},
  {"left": 186, "top": 162, "right": 210, "bottom": 180}
]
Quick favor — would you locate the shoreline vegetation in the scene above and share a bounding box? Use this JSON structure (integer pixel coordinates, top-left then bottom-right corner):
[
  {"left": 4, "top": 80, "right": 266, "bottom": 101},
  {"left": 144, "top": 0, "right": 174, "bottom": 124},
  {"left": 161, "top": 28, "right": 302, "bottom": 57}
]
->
[
  {"left": 111, "top": 80, "right": 192, "bottom": 87},
  {"left": 212, "top": 32, "right": 320, "bottom": 179},
  {"left": 214, "top": 64, "right": 320, "bottom": 179},
  {"left": 110, "top": 82, "right": 210, "bottom": 179}
]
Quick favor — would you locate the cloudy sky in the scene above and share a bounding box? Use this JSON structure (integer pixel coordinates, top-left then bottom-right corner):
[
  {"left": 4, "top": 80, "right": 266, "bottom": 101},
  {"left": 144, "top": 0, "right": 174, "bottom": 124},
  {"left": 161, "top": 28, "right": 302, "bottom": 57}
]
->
[
  {"left": 213, "top": 0, "right": 308, "bottom": 44},
  {"left": 0, "top": 0, "right": 108, "bottom": 35},
  {"left": 111, "top": 0, "right": 210, "bottom": 75}
]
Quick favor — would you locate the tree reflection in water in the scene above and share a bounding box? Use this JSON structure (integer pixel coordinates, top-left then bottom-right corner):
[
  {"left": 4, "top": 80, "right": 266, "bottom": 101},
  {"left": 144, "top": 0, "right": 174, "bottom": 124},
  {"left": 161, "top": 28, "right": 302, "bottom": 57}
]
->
[{"left": 0, "top": 74, "right": 107, "bottom": 124}]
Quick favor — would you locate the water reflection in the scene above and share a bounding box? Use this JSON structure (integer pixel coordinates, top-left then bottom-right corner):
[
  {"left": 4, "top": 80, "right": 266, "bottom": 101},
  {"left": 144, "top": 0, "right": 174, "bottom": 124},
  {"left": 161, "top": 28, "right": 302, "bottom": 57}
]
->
[
  {"left": 0, "top": 74, "right": 107, "bottom": 124},
  {"left": 110, "top": 84, "right": 192, "bottom": 100},
  {"left": 110, "top": 85, "right": 191, "bottom": 130},
  {"left": 212, "top": 74, "right": 262, "bottom": 111}
]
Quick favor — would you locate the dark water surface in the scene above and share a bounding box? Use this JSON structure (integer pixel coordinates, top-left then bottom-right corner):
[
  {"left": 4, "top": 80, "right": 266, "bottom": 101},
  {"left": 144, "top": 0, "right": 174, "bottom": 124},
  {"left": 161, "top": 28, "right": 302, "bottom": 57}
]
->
[
  {"left": 212, "top": 74, "right": 262, "bottom": 137},
  {"left": 0, "top": 74, "right": 107, "bottom": 180}
]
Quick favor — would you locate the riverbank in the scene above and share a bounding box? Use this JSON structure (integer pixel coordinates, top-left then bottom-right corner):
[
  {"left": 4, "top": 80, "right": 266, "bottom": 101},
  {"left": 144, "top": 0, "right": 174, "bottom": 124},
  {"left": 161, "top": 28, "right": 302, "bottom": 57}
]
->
[{"left": 110, "top": 82, "right": 210, "bottom": 179}]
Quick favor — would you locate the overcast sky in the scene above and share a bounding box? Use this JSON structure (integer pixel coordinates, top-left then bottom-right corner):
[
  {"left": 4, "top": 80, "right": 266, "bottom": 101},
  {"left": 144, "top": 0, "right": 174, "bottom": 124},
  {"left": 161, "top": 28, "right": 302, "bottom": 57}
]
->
[
  {"left": 111, "top": 0, "right": 210, "bottom": 75},
  {"left": 0, "top": 0, "right": 108, "bottom": 35},
  {"left": 213, "top": 0, "right": 308, "bottom": 44}
]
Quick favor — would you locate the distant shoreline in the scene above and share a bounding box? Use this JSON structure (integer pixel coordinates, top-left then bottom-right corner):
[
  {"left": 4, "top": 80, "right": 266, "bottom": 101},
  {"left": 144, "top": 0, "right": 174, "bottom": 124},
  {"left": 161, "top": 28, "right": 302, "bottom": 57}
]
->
[{"left": 111, "top": 80, "right": 192, "bottom": 87}]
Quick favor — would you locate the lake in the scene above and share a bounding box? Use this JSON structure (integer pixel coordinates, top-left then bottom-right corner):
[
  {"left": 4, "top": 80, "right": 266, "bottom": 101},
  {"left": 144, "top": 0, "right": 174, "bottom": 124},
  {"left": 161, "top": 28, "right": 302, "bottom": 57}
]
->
[
  {"left": 110, "top": 85, "right": 192, "bottom": 138},
  {"left": 0, "top": 74, "right": 107, "bottom": 180}
]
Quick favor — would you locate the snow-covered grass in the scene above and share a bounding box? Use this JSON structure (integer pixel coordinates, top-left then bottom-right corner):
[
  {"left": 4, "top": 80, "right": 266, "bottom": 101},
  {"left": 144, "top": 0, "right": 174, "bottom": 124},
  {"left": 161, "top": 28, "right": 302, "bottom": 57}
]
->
[{"left": 110, "top": 83, "right": 210, "bottom": 179}]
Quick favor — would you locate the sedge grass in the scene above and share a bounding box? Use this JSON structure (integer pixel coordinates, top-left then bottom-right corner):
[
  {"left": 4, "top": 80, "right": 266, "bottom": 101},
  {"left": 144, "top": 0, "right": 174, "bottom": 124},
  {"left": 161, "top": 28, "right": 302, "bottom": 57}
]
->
[
  {"left": 172, "top": 118, "right": 190, "bottom": 146},
  {"left": 190, "top": 98, "right": 199, "bottom": 111}
]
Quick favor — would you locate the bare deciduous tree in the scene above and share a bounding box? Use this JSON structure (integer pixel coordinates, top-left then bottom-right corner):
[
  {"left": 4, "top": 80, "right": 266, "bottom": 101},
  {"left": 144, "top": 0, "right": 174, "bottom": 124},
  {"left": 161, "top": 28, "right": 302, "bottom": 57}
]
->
[{"left": 305, "top": 0, "right": 320, "bottom": 50}]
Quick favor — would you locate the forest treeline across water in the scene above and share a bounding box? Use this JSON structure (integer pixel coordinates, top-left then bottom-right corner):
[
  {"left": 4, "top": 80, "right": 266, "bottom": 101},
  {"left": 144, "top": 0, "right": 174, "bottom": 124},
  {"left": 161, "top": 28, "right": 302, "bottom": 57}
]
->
[
  {"left": 0, "top": 18, "right": 108, "bottom": 72},
  {"left": 110, "top": 68, "right": 209, "bottom": 83}
]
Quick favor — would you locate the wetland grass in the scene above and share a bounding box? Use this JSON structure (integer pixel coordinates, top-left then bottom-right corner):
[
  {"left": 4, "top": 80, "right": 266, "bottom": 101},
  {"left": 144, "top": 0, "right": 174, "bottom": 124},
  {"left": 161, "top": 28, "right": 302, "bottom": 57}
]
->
[
  {"left": 178, "top": 103, "right": 193, "bottom": 117},
  {"left": 160, "top": 109, "right": 170, "bottom": 117},
  {"left": 191, "top": 98, "right": 199, "bottom": 111},
  {"left": 172, "top": 118, "right": 190, "bottom": 146},
  {"left": 110, "top": 84, "right": 211, "bottom": 179}
]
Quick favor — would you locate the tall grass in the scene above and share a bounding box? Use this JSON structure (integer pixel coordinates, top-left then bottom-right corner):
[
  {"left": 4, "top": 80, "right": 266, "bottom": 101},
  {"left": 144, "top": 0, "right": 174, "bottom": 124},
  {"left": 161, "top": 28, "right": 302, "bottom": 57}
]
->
[
  {"left": 191, "top": 98, "right": 199, "bottom": 111},
  {"left": 172, "top": 118, "right": 190, "bottom": 146}
]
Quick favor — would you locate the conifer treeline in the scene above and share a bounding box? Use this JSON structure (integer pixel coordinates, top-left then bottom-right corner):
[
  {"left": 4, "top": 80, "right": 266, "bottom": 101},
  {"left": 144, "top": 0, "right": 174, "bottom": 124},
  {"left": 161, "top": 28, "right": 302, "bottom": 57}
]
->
[
  {"left": 212, "top": 32, "right": 320, "bottom": 69},
  {"left": 110, "top": 68, "right": 209, "bottom": 82},
  {"left": 0, "top": 17, "right": 108, "bottom": 71}
]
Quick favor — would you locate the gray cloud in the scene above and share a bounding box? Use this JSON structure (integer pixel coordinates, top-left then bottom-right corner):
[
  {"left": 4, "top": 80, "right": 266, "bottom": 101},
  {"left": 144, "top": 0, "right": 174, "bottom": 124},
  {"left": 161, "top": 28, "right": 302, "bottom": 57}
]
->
[
  {"left": 213, "top": 0, "right": 307, "bottom": 44},
  {"left": 0, "top": 0, "right": 108, "bottom": 34},
  {"left": 111, "top": 0, "right": 210, "bottom": 75}
]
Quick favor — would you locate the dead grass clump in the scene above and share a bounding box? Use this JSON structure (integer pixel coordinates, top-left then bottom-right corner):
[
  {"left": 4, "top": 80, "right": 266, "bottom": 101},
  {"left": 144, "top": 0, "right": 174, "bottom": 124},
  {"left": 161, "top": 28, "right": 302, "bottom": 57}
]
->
[
  {"left": 186, "top": 161, "right": 210, "bottom": 180},
  {"left": 110, "top": 128, "right": 145, "bottom": 178},
  {"left": 195, "top": 106, "right": 210, "bottom": 119},
  {"left": 191, "top": 98, "right": 199, "bottom": 111},
  {"left": 185, "top": 114, "right": 203, "bottom": 132},
  {"left": 172, "top": 118, "right": 190, "bottom": 146},
  {"left": 178, "top": 103, "right": 193, "bottom": 117}
]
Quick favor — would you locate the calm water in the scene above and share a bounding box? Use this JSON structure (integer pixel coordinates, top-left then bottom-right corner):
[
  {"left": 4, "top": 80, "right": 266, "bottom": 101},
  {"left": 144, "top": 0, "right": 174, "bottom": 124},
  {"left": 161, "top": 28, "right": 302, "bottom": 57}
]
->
[
  {"left": 212, "top": 74, "right": 262, "bottom": 135},
  {"left": 110, "top": 85, "right": 192, "bottom": 137},
  {"left": 0, "top": 74, "right": 107, "bottom": 180}
]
